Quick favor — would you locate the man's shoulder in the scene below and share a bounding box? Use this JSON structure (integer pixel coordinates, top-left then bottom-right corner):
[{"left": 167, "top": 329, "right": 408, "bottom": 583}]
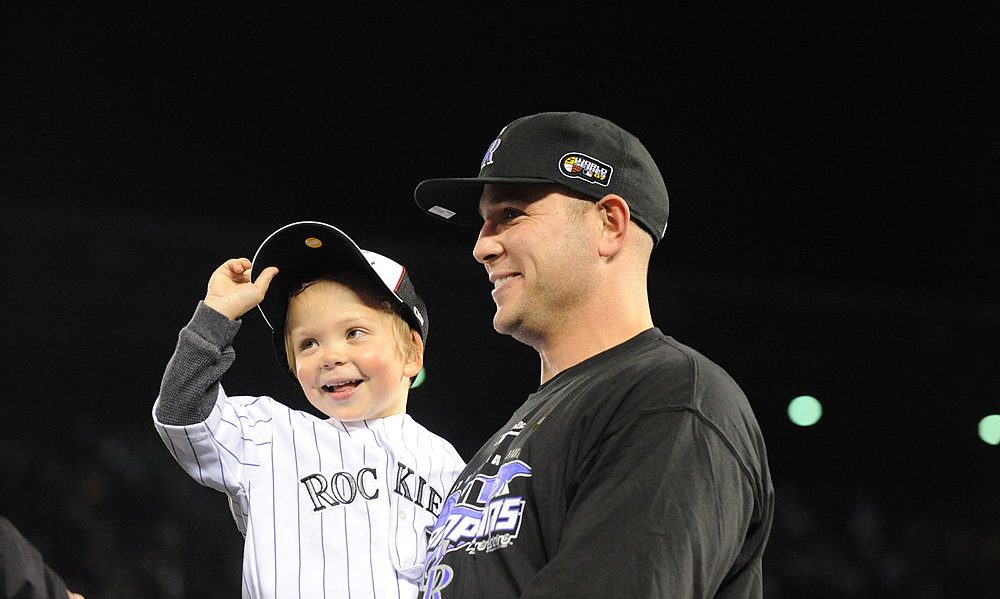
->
[
  {"left": 601, "top": 329, "right": 751, "bottom": 410},
  {"left": 616, "top": 329, "right": 730, "bottom": 380}
]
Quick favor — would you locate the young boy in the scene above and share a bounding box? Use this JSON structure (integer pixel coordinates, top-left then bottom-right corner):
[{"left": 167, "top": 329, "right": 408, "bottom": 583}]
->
[{"left": 152, "top": 221, "right": 465, "bottom": 599}]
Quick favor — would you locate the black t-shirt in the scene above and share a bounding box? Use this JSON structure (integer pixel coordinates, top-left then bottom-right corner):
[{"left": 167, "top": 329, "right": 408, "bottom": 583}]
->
[
  {"left": 0, "top": 515, "right": 71, "bottom": 599},
  {"left": 422, "top": 328, "right": 774, "bottom": 598}
]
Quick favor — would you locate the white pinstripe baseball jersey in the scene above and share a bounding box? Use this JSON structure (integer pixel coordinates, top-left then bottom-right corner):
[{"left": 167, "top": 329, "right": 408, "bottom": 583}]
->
[{"left": 154, "top": 386, "right": 464, "bottom": 599}]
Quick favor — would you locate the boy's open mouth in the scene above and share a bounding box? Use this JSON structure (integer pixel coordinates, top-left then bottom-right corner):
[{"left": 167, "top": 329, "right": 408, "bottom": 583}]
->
[{"left": 322, "top": 380, "right": 362, "bottom": 393}]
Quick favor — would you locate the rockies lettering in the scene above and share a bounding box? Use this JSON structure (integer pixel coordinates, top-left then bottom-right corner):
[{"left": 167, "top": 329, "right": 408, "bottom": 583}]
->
[
  {"left": 299, "top": 467, "right": 379, "bottom": 510},
  {"left": 395, "top": 462, "right": 446, "bottom": 516},
  {"left": 299, "top": 461, "right": 447, "bottom": 516}
]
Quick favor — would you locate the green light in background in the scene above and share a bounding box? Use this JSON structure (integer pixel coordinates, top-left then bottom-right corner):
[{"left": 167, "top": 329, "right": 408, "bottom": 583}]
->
[
  {"left": 979, "top": 414, "right": 1000, "bottom": 445},
  {"left": 788, "top": 395, "right": 822, "bottom": 427},
  {"left": 410, "top": 367, "right": 426, "bottom": 389}
]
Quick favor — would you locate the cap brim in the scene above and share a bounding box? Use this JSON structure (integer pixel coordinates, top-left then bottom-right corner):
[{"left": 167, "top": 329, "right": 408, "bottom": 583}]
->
[
  {"left": 414, "top": 176, "right": 555, "bottom": 226},
  {"left": 251, "top": 221, "right": 375, "bottom": 335}
]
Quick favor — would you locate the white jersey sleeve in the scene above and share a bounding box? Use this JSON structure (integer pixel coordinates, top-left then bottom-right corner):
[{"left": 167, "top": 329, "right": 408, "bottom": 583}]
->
[{"left": 153, "top": 385, "right": 274, "bottom": 533}]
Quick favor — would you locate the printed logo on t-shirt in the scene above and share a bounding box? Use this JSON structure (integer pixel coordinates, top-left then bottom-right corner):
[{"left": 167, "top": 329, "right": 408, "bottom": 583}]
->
[{"left": 421, "top": 459, "right": 532, "bottom": 598}]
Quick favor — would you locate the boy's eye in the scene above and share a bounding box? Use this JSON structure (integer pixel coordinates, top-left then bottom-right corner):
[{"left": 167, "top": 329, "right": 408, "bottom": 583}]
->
[
  {"left": 347, "top": 328, "right": 366, "bottom": 340},
  {"left": 298, "top": 338, "right": 317, "bottom": 351}
]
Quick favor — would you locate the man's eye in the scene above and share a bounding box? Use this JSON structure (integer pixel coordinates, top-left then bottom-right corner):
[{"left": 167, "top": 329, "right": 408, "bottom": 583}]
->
[{"left": 502, "top": 208, "right": 522, "bottom": 220}]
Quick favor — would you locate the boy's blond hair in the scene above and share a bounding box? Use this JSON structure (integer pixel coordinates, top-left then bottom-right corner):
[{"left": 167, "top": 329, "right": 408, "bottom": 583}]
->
[{"left": 282, "top": 272, "right": 422, "bottom": 375}]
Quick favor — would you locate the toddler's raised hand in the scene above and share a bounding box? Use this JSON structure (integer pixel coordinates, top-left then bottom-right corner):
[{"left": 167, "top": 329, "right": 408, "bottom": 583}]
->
[{"left": 204, "top": 258, "right": 279, "bottom": 320}]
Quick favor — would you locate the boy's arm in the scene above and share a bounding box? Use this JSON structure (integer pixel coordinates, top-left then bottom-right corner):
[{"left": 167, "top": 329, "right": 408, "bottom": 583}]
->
[
  {"left": 155, "top": 301, "right": 242, "bottom": 425},
  {"left": 155, "top": 258, "right": 278, "bottom": 425}
]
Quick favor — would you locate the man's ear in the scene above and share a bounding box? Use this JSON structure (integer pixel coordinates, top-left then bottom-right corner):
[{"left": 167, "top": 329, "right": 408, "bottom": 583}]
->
[
  {"left": 403, "top": 329, "right": 424, "bottom": 378},
  {"left": 595, "top": 194, "right": 630, "bottom": 258}
]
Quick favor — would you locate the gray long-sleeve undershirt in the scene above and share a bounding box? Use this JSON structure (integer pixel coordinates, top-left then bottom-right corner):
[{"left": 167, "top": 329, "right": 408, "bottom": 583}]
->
[{"left": 155, "top": 301, "right": 242, "bottom": 426}]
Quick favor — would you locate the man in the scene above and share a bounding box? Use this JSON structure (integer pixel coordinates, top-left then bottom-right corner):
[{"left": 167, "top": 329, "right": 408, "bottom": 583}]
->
[{"left": 413, "top": 111, "right": 774, "bottom": 598}]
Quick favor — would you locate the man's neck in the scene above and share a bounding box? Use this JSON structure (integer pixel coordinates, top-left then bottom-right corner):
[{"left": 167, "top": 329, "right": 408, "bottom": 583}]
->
[{"left": 535, "top": 313, "right": 654, "bottom": 384}]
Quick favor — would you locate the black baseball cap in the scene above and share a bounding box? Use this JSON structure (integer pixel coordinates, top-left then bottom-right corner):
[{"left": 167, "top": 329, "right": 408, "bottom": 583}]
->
[
  {"left": 251, "top": 221, "right": 429, "bottom": 360},
  {"left": 414, "top": 111, "right": 670, "bottom": 245}
]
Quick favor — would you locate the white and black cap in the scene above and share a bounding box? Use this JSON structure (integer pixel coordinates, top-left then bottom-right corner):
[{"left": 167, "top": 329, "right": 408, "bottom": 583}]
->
[{"left": 251, "top": 221, "right": 429, "bottom": 359}]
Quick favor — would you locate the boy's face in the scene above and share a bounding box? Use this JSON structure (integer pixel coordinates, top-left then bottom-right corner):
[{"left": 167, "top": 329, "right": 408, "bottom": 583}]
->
[{"left": 286, "top": 280, "right": 421, "bottom": 422}]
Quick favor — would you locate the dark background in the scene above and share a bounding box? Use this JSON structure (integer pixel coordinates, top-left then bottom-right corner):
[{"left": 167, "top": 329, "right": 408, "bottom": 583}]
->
[{"left": 2, "top": 5, "right": 997, "bottom": 598}]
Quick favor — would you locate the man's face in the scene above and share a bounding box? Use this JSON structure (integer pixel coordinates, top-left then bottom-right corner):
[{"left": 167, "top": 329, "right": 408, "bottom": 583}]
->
[{"left": 473, "top": 183, "right": 598, "bottom": 346}]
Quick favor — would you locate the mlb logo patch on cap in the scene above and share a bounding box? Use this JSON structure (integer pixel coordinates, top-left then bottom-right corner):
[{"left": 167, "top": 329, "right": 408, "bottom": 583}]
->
[{"left": 560, "top": 153, "right": 612, "bottom": 187}]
